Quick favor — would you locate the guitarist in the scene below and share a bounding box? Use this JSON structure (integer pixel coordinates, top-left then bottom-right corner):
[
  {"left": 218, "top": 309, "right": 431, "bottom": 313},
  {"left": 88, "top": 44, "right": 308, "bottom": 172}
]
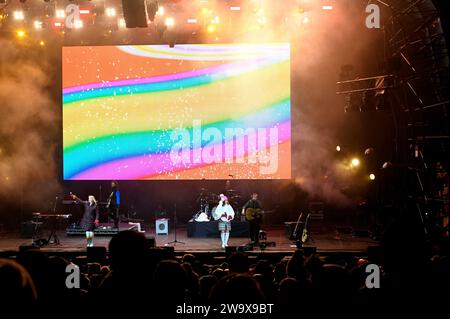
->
[
  {"left": 107, "top": 181, "right": 121, "bottom": 229},
  {"left": 242, "top": 193, "right": 263, "bottom": 245}
]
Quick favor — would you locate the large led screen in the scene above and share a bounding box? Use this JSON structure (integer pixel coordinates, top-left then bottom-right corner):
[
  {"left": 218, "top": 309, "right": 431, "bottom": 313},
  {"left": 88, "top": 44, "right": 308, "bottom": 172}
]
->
[{"left": 63, "top": 44, "right": 291, "bottom": 180}]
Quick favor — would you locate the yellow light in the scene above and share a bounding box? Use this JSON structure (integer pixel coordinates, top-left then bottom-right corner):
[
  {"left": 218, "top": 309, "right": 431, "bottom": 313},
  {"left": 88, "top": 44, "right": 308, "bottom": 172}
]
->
[
  {"left": 16, "top": 29, "right": 26, "bottom": 38},
  {"left": 39, "top": 40, "right": 45, "bottom": 46},
  {"left": 207, "top": 24, "right": 216, "bottom": 33},
  {"left": 336, "top": 145, "right": 341, "bottom": 152},
  {"left": 165, "top": 17, "right": 175, "bottom": 27},
  {"left": 351, "top": 158, "right": 360, "bottom": 167},
  {"left": 369, "top": 174, "right": 376, "bottom": 180},
  {"left": 202, "top": 8, "right": 209, "bottom": 15}
]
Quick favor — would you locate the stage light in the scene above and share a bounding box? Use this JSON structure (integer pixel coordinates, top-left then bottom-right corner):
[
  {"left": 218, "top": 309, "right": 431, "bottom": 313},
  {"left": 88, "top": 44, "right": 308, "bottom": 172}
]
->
[
  {"left": 16, "top": 29, "right": 26, "bottom": 38},
  {"left": 106, "top": 7, "right": 116, "bottom": 17},
  {"left": 165, "top": 17, "right": 175, "bottom": 28},
  {"left": 336, "top": 145, "right": 341, "bottom": 152},
  {"left": 54, "top": 22, "right": 62, "bottom": 27},
  {"left": 369, "top": 173, "right": 376, "bottom": 180},
  {"left": 201, "top": 8, "right": 208, "bottom": 15},
  {"left": 214, "top": 16, "right": 220, "bottom": 24},
  {"left": 118, "top": 18, "right": 126, "bottom": 28},
  {"left": 187, "top": 18, "right": 197, "bottom": 24},
  {"left": 74, "top": 20, "right": 83, "bottom": 29},
  {"left": 230, "top": 6, "right": 241, "bottom": 11},
  {"left": 157, "top": 6, "right": 165, "bottom": 16},
  {"left": 257, "top": 16, "right": 267, "bottom": 25},
  {"left": 207, "top": 24, "right": 216, "bottom": 33},
  {"left": 302, "top": 16, "right": 310, "bottom": 24},
  {"left": 382, "top": 162, "right": 392, "bottom": 169},
  {"left": 13, "top": 10, "right": 25, "bottom": 21},
  {"left": 351, "top": 158, "right": 360, "bottom": 167},
  {"left": 80, "top": 9, "right": 90, "bottom": 15},
  {"left": 322, "top": 5, "right": 333, "bottom": 10},
  {"left": 39, "top": 40, "right": 45, "bottom": 46},
  {"left": 56, "top": 9, "right": 65, "bottom": 18},
  {"left": 34, "top": 20, "right": 43, "bottom": 29}
]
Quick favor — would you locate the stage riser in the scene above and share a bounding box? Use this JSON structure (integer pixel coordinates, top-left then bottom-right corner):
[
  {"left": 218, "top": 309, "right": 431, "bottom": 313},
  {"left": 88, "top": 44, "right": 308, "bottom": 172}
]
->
[{"left": 187, "top": 221, "right": 249, "bottom": 238}]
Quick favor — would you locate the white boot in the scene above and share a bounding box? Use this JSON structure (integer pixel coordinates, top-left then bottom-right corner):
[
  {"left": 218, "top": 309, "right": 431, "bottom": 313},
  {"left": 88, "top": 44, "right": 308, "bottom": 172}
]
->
[
  {"left": 224, "top": 232, "right": 230, "bottom": 247},
  {"left": 220, "top": 232, "right": 225, "bottom": 248},
  {"left": 89, "top": 232, "right": 94, "bottom": 247},
  {"left": 86, "top": 231, "right": 94, "bottom": 247}
]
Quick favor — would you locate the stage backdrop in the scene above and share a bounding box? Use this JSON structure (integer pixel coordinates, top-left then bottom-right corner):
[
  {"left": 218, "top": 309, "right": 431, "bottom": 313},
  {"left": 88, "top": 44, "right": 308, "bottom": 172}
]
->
[{"left": 63, "top": 44, "right": 291, "bottom": 180}]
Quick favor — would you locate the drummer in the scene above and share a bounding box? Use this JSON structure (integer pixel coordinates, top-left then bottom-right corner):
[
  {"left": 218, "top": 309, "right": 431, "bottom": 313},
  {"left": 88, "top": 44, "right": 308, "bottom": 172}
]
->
[{"left": 214, "top": 194, "right": 235, "bottom": 249}]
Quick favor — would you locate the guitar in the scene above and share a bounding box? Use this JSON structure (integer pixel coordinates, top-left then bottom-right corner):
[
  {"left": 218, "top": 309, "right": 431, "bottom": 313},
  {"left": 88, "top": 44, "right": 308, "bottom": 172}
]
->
[
  {"left": 245, "top": 208, "right": 275, "bottom": 221},
  {"left": 301, "top": 213, "right": 311, "bottom": 244},
  {"left": 290, "top": 212, "right": 303, "bottom": 240}
]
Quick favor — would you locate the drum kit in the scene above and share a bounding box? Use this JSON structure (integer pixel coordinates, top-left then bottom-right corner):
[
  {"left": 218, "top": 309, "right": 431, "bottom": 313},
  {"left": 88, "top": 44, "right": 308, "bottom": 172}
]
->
[{"left": 194, "top": 187, "right": 243, "bottom": 222}]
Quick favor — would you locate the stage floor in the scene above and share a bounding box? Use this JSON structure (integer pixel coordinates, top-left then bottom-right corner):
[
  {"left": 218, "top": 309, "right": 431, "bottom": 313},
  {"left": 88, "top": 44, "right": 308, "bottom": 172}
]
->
[{"left": 0, "top": 225, "right": 378, "bottom": 254}]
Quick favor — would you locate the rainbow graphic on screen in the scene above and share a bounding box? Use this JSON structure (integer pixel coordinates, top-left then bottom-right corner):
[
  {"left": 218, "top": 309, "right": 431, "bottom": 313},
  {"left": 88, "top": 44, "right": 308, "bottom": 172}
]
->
[{"left": 63, "top": 44, "right": 291, "bottom": 180}]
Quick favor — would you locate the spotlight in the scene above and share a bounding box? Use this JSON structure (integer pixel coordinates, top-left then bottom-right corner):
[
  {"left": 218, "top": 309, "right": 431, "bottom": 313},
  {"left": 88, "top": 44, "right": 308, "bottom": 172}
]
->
[
  {"left": 165, "top": 17, "right": 175, "bottom": 28},
  {"left": 351, "top": 158, "right": 360, "bottom": 167},
  {"left": 207, "top": 24, "right": 216, "bottom": 33},
  {"left": 382, "top": 162, "right": 392, "bottom": 169},
  {"left": 13, "top": 10, "right": 25, "bottom": 20},
  {"left": 106, "top": 7, "right": 116, "bottom": 17},
  {"left": 322, "top": 5, "right": 333, "bottom": 10},
  {"left": 39, "top": 40, "right": 45, "bottom": 46},
  {"left": 16, "top": 29, "right": 26, "bottom": 38},
  {"left": 336, "top": 145, "right": 341, "bottom": 152},
  {"left": 302, "top": 16, "right": 310, "bottom": 24},
  {"left": 74, "top": 20, "right": 83, "bottom": 29},
  {"left": 187, "top": 18, "right": 197, "bottom": 24},
  {"left": 157, "top": 6, "right": 164, "bottom": 16},
  {"left": 369, "top": 174, "right": 376, "bottom": 180},
  {"left": 34, "top": 20, "right": 43, "bottom": 29},
  {"left": 55, "top": 9, "right": 65, "bottom": 18},
  {"left": 230, "top": 6, "right": 241, "bottom": 11},
  {"left": 118, "top": 18, "right": 126, "bottom": 28}
]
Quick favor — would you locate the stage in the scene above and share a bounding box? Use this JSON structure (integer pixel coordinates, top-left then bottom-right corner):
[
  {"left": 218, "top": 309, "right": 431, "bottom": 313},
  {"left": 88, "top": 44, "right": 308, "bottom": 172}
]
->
[{"left": 0, "top": 224, "right": 378, "bottom": 254}]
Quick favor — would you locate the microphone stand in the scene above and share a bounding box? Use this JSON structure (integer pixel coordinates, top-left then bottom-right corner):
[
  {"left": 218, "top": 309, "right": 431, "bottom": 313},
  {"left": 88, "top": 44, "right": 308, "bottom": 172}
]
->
[
  {"left": 167, "top": 203, "right": 184, "bottom": 245},
  {"left": 48, "top": 196, "right": 60, "bottom": 245}
]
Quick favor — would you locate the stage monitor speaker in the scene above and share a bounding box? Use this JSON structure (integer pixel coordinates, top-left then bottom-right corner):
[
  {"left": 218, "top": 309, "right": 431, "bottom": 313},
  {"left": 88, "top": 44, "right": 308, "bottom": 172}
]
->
[
  {"left": 21, "top": 221, "right": 40, "bottom": 239},
  {"left": 121, "top": 0, "right": 148, "bottom": 28},
  {"left": 156, "top": 218, "right": 169, "bottom": 235}
]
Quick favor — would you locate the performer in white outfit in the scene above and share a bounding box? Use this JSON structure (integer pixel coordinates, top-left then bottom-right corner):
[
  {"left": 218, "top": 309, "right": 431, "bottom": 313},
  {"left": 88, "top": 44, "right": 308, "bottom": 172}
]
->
[{"left": 213, "top": 194, "right": 235, "bottom": 248}]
